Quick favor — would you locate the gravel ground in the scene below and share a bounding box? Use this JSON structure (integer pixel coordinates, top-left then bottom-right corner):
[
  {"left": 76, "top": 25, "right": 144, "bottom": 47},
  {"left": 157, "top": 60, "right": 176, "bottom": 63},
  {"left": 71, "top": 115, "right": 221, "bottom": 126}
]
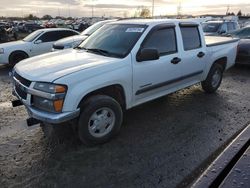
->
[{"left": 0, "top": 65, "right": 249, "bottom": 188}]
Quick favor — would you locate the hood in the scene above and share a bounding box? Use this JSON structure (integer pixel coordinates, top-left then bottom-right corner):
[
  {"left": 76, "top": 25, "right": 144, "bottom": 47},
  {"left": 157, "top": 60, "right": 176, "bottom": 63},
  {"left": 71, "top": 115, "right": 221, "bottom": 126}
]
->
[
  {"left": 14, "top": 49, "right": 119, "bottom": 82},
  {"left": 0, "top": 40, "right": 27, "bottom": 48},
  {"left": 53, "top": 35, "right": 88, "bottom": 47}
]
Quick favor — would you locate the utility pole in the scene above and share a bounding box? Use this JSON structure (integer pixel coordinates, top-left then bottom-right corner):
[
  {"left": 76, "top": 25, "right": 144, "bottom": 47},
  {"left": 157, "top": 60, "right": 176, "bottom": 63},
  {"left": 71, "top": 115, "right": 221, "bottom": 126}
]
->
[
  {"left": 92, "top": 3, "right": 94, "bottom": 18},
  {"left": 177, "top": 1, "right": 182, "bottom": 18},
  {"left": 226, "top": 4, "right": 230, "bottom": 15},
  {"left": 68, "top": 0, "right": 71, "bottom": 17},
  {"left": 152, "top": 0, "right": 154, "bottom": 18}
]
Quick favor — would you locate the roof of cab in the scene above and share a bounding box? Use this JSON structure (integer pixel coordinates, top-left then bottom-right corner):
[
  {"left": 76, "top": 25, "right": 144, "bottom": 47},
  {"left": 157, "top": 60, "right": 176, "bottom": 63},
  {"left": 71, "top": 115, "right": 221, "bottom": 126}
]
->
[{"left": 112, "top": 19, "right": 199, "bottom": 26}]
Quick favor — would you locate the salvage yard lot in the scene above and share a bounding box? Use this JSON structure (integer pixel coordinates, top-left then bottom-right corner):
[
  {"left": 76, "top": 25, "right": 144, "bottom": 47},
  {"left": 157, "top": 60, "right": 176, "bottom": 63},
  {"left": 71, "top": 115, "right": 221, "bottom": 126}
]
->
[{"left": 0, "top": 65, "right": 249, "bottom": 187}]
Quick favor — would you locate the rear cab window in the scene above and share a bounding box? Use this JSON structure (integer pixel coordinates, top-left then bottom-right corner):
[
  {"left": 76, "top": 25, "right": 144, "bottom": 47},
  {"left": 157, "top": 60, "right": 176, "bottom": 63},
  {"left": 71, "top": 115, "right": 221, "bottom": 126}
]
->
[{"left": 180, "top": 24, "right": 202, "bottom": 51}]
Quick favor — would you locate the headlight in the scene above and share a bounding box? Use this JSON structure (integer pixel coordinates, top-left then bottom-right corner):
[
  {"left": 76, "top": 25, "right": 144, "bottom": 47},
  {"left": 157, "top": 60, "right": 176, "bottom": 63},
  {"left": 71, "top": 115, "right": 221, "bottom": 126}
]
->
[
  {"left": 33, "top": 82, "right": 67, "bottom": 113},
  {"left": 34, "top": 82, "right": 67, "bottom": 93},
  {"left": 0, "top": 48, "right": 4, "bottom": 54}
]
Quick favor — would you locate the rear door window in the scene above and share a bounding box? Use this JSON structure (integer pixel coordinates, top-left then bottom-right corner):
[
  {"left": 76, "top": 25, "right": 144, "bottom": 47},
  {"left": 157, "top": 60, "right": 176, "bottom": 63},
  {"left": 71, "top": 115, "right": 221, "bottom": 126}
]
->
[{"left": 180, "top": 26, "right": 201, "bottom": 50}]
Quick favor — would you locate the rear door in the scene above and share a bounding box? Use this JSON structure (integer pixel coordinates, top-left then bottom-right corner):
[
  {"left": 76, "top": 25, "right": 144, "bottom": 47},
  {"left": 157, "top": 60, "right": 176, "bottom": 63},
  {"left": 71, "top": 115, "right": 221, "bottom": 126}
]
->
[
  {"left": 133, "top": 24, "right": 182, "bottom": 104},
  {"left": 178, "top": 23, "right": 207, "bottom": 86}
]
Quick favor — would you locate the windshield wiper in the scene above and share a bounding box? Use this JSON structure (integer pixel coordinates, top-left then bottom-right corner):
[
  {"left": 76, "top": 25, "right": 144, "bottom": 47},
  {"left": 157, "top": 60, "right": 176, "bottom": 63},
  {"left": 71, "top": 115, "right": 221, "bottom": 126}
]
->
[
  {"left": 85, "top": 48, "right": 111, "bottom": 57},
  {"left": 74, "top": 46, "right": 87, "bottom": 50}
]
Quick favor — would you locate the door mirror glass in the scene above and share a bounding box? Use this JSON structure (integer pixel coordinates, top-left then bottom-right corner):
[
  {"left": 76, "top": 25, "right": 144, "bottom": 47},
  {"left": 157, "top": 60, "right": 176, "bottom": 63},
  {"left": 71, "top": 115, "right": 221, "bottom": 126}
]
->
[
  {"left": 34, "top": 40, "right": 42, "bottom": 44},
  {"left": 136, "top": 48, "right": 159, "bottom": 62}
]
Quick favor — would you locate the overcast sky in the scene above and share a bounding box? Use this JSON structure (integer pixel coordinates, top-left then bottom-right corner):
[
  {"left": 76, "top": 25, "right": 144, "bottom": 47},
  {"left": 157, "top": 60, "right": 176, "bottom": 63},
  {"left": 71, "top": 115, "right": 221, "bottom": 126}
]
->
[{"left": 1, "top": 0, "right": 249, "bottom": 18}]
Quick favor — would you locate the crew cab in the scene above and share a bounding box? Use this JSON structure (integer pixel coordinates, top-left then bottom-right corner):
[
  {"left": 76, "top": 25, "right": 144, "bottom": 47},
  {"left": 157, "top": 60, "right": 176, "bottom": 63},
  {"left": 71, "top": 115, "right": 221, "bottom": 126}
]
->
[
  {"left": 12, "top": 19, "right": 239, "bottom": 145},
  {"left": 0, "top": 28, "right": 79, "bottom": 66}
]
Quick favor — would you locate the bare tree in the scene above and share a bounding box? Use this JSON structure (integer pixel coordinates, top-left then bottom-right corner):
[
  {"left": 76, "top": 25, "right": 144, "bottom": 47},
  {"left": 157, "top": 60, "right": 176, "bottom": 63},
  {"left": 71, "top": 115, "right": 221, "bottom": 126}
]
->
[{"left": 139, "top": 7, "right": 151, "bottom": 18}]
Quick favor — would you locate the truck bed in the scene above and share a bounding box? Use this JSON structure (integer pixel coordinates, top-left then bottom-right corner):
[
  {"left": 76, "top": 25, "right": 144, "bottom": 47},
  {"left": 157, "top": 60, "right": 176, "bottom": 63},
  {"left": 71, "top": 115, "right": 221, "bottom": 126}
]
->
[{"left": 205, "top": 36, "right": 239, "bottom": 47}]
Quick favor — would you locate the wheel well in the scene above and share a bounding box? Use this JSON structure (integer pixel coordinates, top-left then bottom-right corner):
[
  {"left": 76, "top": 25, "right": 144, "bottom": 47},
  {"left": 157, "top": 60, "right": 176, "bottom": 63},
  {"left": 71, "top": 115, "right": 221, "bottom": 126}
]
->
[
  {"left": 9, "top": 50, "right": 29, "bottom": 63},
  {"left": 78, "top": 85, "right": 126, "bottom": 110},
  {"left": 213, "top": 57, "right": 227, "bottom": 71}
]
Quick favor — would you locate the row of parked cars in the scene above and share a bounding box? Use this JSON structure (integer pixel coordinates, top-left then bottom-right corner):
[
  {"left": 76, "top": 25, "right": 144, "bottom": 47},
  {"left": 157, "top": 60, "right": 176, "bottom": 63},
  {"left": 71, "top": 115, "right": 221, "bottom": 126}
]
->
[
  {"left": 0, "top": 18, "right": 249, "bottom": 67},
  {"left": 0, "top": 20, "right": 115, "bottom": 66}
]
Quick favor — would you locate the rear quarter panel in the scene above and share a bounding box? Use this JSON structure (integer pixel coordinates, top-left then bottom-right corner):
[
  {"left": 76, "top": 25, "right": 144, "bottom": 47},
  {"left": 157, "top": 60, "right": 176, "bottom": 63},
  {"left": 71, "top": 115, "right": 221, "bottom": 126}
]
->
[{"left": 204, "top": 39, "right": 239, "bottom": 79}]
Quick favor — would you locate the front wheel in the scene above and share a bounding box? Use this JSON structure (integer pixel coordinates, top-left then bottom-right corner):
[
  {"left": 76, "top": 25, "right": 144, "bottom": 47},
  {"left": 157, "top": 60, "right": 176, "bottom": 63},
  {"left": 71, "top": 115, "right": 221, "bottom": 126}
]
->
[
  {"left": 202, "top": 64, "right": 223, "bottom": 93},
  {"left": 78, "top": 95, "right": 123, "bottom": 146}
]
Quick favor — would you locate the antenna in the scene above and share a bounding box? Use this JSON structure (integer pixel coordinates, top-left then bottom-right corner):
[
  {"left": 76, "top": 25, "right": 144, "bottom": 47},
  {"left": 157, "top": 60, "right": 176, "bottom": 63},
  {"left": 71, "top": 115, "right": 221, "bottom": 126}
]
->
[{"left": 177, "top": 1, "right": 182, "bottom": 18}]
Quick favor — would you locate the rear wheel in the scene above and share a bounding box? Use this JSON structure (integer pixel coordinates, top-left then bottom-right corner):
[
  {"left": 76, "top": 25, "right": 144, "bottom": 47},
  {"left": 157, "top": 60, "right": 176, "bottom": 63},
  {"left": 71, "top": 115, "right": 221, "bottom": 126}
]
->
[
  {"left": 9, "top": 51, "right": 28, "bottom": 66},
  {"left": 78, "top": 95, "right": 123, "bottom": 146},
  {"left": 202, "top": 64, "right": 223, "bottom": 93}
]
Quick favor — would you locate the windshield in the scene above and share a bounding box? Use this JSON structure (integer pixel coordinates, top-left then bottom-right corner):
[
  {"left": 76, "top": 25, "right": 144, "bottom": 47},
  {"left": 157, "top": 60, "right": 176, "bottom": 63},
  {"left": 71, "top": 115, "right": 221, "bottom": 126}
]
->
[
  {"left": 81, "top": 21, "right": 107, "bottom": 36},
  {"left": 202, "top": 23, "right": 221, "bottom": 33},
  {"left": 78, "top": 24, "right": 147, "bottom": 58},
  {"left": 23, "top": 30, "right": 43, "bottom": 42}
]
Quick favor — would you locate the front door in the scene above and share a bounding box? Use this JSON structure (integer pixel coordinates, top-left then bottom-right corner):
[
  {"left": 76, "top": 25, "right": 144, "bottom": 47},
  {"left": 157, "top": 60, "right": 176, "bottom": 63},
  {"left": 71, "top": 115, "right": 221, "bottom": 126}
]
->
[
  {"left": 31, "top": 31, "right": 57, "bottom": 56},
  {"left": 132, "top": 25, "right": 182, "bottom": 105}
]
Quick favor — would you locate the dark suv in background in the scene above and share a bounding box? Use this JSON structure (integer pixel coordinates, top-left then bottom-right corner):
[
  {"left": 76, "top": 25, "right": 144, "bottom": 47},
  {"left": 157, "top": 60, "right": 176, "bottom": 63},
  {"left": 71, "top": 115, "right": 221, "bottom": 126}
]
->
[
  {"left": 202, "top": 20, "right": 240, "bottom": 36},
  {"left": 23, "top": 23, "right": 44, "bottom": 33}
]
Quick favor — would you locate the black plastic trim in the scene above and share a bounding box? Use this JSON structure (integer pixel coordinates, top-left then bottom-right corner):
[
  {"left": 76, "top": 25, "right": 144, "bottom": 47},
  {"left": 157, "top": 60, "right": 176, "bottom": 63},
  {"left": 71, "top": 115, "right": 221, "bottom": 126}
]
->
[{"left": 135, "top": 70, "right": 203, "bottom": 95}]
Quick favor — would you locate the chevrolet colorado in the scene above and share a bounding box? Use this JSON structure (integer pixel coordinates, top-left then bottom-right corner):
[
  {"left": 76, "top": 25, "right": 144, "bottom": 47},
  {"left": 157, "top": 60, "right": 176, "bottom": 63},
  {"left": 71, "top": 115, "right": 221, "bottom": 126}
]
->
[{"left": 12, "top": 19, "right": 239, "bottom": 145}]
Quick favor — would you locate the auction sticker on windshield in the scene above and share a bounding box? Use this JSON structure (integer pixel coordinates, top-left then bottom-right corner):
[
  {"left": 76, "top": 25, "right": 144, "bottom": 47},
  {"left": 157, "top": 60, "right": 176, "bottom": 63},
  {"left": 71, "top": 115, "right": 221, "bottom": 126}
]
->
[{"left": 126, "top": 28, "right": 144, "bottom": 33}]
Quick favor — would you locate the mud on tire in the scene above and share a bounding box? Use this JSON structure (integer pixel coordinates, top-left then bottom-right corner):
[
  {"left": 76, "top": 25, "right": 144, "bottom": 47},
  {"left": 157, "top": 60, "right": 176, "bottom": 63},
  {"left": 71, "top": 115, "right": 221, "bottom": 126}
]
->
[
  {"left": 78, "top": 95, "right": 123, "bottom": 146},
  {"left": 202, "top": 64, "right": 224, "bottom": 93},
  {"left": 9, "top": 51, "right": 28, "bottom": 67}
]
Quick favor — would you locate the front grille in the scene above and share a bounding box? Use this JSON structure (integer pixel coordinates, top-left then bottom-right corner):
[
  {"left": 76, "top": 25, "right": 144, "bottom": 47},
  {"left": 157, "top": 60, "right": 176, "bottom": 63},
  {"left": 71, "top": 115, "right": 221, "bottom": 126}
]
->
[
  {"left": 53, "top": 44, "right": 64, "bottom": 50},
  {"left": 13, "top": 72, "right": 31, "bottom": 100},
  {"left": 15, "top": 84, "right": 27, "bottom": 99},
  {"left": 14, "top": 72, "right": 31, "bottom": 87}
]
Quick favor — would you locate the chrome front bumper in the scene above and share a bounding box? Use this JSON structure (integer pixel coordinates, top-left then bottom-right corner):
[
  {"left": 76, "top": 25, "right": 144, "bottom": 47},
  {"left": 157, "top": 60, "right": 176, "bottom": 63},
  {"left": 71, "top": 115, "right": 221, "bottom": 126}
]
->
[
  {"left": 13, "top": 80, "right": 80, "bottom": 124},
  {"left": 26, "top": 105, "right": 80, "bottom": 124}
]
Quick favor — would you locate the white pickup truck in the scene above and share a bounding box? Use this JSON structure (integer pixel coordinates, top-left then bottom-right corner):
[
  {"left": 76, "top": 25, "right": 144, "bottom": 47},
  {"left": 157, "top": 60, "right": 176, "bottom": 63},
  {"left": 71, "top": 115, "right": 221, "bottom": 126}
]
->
[{"left": 12, "top": 19, "right": 239, "bottom": 145}]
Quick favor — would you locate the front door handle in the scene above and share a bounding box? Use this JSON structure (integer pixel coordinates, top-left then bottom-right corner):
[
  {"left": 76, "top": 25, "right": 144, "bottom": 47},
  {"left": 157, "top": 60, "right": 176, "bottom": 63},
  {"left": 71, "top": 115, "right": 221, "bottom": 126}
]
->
[
  {"left": 197, "top": 52, "right": 205, "bottom": 58},
  {"left": 171, "top": 57, "right": 181, "bottom": 64}
]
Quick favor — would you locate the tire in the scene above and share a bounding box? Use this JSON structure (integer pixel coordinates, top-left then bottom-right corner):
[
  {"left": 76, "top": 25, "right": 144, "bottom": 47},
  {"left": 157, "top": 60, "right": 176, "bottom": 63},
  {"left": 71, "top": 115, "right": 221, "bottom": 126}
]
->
[
  {"left": 78, "top": 95, "right": 123, "bottom": 146},
  {"left": 202, "top": 64, "right": 223, "bottom": 93},
  {"left": 9, "top": 51, "right": 28, "bottom": 66}
]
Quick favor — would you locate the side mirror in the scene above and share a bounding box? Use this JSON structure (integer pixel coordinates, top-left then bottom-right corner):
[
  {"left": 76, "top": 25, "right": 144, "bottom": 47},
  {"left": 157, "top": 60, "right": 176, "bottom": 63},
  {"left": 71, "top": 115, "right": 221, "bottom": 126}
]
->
[
  {"left": 34, "top": 40, "right": 42, "bottom": 44},
  {"left": 136, "top": 48, "right": 159, "bottom": 62}
]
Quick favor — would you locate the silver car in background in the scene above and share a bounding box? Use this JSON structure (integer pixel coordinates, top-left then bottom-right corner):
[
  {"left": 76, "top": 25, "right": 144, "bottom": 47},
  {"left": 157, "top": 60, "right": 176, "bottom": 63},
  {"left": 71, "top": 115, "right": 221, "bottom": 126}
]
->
[{"left": 52, "top": 19, "right": 117, "bottom": 51}]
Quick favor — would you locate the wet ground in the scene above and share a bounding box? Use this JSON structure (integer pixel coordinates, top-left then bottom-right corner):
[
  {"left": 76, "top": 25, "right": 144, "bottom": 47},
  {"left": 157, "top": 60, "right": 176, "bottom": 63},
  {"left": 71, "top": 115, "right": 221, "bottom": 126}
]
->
[{"left": 0, "top": 65, "right": 249, "bottom": 188}]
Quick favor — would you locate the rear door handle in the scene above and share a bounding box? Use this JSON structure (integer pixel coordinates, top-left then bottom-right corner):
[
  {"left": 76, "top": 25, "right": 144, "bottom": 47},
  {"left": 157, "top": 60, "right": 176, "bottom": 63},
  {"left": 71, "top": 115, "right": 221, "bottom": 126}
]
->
[
  {"left": 197, "top": 52, "right": 205, "bottom": 58},
  {"left": 171, "top": 57, "right": 181, "bottom": 64}
]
